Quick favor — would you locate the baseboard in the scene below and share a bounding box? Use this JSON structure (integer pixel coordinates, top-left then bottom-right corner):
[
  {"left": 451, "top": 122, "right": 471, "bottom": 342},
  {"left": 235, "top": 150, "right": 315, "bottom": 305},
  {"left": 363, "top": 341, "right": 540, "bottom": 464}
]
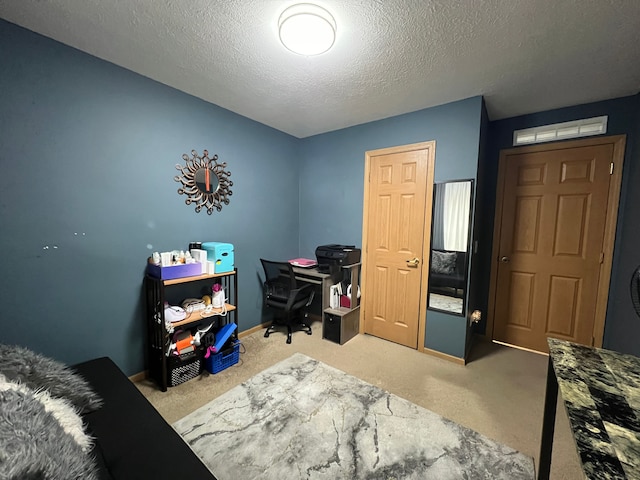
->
[
  {"left": 492, "top": 339, "right": 547, "bottom": 356},
  {"left": 238, "top": 322, "right": 270, "bottom": 338},
  {"left": 128, "top": 370, "right": 148, "bottom": 382},
  {"left": 421, "top": 346, "right": 466, "bottom": 365}
]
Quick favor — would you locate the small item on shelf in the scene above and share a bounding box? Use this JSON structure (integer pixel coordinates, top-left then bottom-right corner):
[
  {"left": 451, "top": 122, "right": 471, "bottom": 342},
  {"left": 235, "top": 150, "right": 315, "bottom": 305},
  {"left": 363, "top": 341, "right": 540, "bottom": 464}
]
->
[
  {"left": 181, "top": 298, "right": 206, "bottom": 313},
  {"left": 199, "top": 331, "right": 216, "bottom": 351},
  {"left": 175, "top": 332, "right": 195, "bottom": 355},
  {"left": 160, "top": 252, "right": 172, "bottom": 266},
  {"left": 190, "top": 249, "right": 208, "bottom": 273},
  {"left": 193, "top": 322, "right": 214, "bottom": 347},
  {"left": 340, "top": 284, "right": 361, "bottom": 308},
  {"left": 211, "top": 283, "right": 225, "bottom": 309},
  {"left": 174, "top": 250, "right": 186, "bottom": 264},
  {"left": 330, "top": 284, "right": 340, "bottom": 309},
  {"left": 204, "top": 323, "right": 237, "bottom": 356},
  {"left": 164, "top": 304, "right": 187, "bottom": 323}
]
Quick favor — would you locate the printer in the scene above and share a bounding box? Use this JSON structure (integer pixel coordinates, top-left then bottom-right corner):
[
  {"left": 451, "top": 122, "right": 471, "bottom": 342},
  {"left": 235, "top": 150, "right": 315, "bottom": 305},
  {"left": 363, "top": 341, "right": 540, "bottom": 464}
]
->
[{"left": 315, "top": 244, "right": 361, "bottom": 273}]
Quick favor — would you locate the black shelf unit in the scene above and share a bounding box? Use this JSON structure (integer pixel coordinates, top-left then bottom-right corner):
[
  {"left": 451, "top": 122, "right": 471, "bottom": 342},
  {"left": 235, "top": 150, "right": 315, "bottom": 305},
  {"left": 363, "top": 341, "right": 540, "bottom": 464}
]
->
[{"left": 144, "top": 269, "right": 238, "bottom": 391}]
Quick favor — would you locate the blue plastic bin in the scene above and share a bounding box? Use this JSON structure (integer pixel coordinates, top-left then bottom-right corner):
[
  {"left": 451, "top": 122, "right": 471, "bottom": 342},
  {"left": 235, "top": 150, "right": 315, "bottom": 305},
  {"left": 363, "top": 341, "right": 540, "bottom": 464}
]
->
[{"left": 205, "top": 342, "right": 240, "bottom": 374}]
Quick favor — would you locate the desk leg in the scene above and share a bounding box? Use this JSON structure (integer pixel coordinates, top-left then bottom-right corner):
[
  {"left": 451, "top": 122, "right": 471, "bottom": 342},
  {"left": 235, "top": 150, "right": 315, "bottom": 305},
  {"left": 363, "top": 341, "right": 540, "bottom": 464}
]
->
[{"left": 538, "top": 355, "right": 558, "bottom": 480}]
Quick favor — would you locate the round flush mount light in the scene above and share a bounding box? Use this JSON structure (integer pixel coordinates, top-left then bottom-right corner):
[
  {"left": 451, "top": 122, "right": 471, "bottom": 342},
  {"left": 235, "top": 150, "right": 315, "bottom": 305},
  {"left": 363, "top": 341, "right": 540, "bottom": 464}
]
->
[{"left": 278, "top": 3, "right": 336, "bottom": 56}]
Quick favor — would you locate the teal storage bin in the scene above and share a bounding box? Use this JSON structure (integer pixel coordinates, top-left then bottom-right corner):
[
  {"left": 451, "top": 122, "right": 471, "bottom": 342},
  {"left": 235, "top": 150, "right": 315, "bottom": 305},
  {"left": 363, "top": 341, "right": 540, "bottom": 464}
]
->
[{"left": 202, "top": 242, "right": 234, "bottom": 273}]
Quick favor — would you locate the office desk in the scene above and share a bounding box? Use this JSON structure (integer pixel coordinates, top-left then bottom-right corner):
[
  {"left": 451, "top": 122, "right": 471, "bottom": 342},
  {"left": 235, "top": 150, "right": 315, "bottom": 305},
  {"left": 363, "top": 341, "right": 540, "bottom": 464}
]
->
[
  {"left": 291, "top": 266, "right": 337, "bottom": 316},
  {"left": 539, "top": 338, "right": 640, "bottom": 479}
]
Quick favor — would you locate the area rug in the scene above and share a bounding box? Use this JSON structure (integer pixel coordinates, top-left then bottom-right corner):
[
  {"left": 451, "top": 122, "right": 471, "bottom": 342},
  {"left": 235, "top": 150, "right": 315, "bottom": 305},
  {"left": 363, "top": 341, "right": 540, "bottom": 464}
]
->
[{"left": 173, "top": 353, "right": 535, "bottom": 479}]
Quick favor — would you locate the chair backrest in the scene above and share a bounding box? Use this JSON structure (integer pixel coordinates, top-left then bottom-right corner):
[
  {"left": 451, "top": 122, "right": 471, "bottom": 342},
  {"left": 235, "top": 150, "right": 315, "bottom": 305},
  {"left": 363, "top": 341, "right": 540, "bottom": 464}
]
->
[{"left": 260, "top": 259, "right": 297, "bottom": 301}]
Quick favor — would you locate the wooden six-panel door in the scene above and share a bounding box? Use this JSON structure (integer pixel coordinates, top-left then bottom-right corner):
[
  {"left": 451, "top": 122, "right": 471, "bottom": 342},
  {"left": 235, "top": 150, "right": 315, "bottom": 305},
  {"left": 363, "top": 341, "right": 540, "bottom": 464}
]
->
[
  {"left": 491, "top": 136, "right": 625, "bottom": 352},
  {"left": 361, "top": 142, "right": 435, "bottom": 349}
]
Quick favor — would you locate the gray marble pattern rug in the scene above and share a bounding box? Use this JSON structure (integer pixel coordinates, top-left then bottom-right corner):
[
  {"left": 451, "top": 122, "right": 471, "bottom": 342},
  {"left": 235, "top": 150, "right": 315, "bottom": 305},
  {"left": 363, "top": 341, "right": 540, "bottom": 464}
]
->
[{"left": 173, "top": 353, "right": 534, "bottom": 479}]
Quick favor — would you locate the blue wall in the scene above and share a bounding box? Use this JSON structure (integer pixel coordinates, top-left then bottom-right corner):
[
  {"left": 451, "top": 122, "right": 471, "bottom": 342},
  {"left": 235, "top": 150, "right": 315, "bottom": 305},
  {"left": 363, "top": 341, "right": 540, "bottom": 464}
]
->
[
  {"left": 484, "top": 95, "right": 640, "bottom": 356},
  {"left": 298, "top": 97, "right": 483, "bottom": 358},
  {"left": 0, "top": 20, "right": 300, "bottom": 375},
  {"left": 3, "top": 18, "right": 637, "bottom": 375}
]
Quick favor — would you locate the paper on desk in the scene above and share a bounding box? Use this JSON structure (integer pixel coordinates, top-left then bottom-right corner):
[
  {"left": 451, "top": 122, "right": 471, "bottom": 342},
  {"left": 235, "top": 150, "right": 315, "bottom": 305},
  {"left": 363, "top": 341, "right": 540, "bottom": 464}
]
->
[{"left": 288, "top": 258, "right": 318, "bottom": 267}]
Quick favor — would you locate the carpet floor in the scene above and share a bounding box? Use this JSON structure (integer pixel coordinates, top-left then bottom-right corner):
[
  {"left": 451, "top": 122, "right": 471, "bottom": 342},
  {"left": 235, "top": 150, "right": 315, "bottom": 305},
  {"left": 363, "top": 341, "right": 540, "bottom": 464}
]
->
[{"left": 173, "top": 353, "right": 535, "bottom": 479}]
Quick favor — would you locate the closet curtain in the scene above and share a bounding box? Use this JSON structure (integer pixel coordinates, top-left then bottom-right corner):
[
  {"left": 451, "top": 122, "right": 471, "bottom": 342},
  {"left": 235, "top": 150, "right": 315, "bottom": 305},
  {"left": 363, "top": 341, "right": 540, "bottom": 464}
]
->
[{"left": 443, "top": 181, "right": 471, "bottom": 252}]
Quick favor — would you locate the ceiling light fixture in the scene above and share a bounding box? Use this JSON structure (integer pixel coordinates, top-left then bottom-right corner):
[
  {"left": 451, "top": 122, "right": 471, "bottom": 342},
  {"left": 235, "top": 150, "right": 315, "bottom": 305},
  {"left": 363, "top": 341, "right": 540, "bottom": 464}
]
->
[{"left": 278, "top": 3, "right": 336, "bottom": 56}]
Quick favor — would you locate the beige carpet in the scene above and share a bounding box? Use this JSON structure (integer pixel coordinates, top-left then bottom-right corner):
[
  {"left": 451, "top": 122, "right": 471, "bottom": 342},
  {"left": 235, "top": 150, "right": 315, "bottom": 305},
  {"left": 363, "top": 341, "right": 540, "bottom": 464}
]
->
[{"left": 135, "top": 324, "right": 583, "bottom": 479}]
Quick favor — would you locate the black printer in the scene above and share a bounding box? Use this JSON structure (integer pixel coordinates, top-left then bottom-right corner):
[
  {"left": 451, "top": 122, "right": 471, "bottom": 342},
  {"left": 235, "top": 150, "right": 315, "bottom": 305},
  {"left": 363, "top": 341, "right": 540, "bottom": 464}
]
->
[{"left": 315, "top": 244, "right": 361, "bottom": 273}]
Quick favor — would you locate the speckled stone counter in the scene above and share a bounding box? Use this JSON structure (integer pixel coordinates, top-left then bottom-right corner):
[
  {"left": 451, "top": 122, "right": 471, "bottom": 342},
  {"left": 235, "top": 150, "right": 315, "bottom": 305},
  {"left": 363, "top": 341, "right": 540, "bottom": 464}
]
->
[{"left": 539, "top": 338, "right": 640, "bottom": 479}]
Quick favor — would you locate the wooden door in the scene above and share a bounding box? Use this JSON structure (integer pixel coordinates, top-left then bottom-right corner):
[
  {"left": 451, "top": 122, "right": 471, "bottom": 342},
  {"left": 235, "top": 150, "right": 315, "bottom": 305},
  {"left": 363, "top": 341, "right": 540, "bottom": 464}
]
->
[
  {"left": 361, "top": 142, "right": 435, "bottom": 348},
  {"left": 490, "top": 136, "right": 625, "bottom": 352}
]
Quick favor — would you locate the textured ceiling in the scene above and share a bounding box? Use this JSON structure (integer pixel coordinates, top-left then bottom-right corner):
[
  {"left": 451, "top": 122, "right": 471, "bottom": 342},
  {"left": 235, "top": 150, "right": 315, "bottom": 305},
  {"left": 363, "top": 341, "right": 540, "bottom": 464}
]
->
[{"left": 1, "top": 0, "right": 639, "bottom": 138}]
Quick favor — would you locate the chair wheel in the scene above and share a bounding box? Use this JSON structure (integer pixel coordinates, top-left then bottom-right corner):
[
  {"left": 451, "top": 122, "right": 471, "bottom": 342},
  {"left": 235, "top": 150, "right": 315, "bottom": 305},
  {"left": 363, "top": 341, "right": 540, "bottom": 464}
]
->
[
  {"left": 306, "top": 330, "right": 312, "bottom": 335},
  {"left": 286, "top": 337, "right": 292, "bottom": 344},
  {"left": 264, "top": 331, "right": 270, "bottom": 338}
]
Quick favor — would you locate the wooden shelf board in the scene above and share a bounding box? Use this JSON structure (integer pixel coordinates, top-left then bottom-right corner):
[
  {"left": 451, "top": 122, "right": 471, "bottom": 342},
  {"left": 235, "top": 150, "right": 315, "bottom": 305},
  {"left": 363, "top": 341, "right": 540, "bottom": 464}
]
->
[
  {"left": 324, "top": 305, "right": 360, "bottom": 316},
  {"left": 170, "top": 304, "right": 236, "bottom": 327}
]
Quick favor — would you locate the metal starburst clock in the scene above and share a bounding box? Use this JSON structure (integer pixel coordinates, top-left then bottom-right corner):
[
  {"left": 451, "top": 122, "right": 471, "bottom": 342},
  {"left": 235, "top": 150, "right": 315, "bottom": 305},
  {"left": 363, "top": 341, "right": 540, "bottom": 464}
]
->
[{"left": 174, "top": 149, "right": 233, "bottom": 214}]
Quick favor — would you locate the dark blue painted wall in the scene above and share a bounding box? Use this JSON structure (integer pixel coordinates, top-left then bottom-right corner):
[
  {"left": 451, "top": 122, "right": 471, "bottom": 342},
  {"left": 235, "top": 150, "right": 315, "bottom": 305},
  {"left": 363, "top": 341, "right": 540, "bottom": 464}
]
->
[
  {"left": 298, "top": 97, "right": 483, "bottom": 358},
  {"left": 483, "top": 95, "right": 640, "bottom": 356},
  {"left": 465, "top": 99, "right": 491, "bottom": 357},
  {"left": 0, "top": 20, "right": 299, "bottom": 375}
]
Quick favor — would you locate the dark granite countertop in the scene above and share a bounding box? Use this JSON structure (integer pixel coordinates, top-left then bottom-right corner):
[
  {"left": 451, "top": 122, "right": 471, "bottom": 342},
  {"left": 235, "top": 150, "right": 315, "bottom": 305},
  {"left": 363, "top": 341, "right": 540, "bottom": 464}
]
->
[{"left": 548, "top": 338, "right": 640, "bottom": 479}]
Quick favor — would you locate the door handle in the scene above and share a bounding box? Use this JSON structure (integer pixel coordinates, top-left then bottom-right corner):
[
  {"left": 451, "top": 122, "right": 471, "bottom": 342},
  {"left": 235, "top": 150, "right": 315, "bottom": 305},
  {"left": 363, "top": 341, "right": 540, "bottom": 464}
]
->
[
  {"left": 406, "top": 257, "right": 420, "bottom": 267},
  {"left": 500, "top": 256, "right": 510, "bottom": 263}
]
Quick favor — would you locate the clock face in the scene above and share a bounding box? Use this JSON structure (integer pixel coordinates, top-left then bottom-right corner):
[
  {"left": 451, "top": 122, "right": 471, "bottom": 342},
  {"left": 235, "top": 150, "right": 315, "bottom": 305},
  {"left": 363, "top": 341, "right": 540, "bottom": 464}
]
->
[{"left": 195, "top": 167, "right": 219, "bottom": 194}]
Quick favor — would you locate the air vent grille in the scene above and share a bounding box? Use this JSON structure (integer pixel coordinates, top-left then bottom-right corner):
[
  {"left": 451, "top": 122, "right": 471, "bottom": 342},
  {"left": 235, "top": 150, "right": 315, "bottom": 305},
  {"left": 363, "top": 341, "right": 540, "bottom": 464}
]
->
[{"left": 513, "top": 116, "right": 608, "bottom": 146}]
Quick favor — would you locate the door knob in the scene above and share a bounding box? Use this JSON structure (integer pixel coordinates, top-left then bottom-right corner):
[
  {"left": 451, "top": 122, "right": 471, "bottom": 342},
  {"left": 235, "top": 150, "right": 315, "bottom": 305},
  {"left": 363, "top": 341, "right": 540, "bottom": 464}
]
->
[
  {"left": 407, "top": 257, "right": 420, "bottom": 267},
  {"left": 500, "top": 256, "right": 510, "bottom": 263}
]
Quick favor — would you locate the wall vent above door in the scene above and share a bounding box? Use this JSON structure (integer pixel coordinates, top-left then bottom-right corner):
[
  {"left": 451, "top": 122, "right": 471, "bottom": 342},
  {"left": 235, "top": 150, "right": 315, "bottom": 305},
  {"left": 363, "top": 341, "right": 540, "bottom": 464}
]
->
[{"left": 513, "top": 116, "right": 608, "bottom": 146}]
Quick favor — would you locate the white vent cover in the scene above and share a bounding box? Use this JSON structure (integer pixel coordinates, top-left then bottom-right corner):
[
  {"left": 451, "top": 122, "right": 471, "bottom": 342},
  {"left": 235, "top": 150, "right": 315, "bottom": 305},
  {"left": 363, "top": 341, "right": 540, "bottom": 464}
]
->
[{"left": 513, "top": 116, "right": 608, "bottom": 146}]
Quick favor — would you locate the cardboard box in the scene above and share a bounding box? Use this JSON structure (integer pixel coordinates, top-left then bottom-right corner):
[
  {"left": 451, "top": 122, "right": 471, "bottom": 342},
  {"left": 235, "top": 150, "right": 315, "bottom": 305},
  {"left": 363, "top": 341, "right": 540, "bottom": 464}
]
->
[{"left": 146, "top": 262, "right": 203, "bottom": 280}]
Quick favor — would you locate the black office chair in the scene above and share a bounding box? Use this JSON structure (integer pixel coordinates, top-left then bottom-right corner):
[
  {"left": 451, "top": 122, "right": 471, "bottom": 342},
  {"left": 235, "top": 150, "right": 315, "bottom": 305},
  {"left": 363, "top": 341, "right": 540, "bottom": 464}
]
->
[{"left": 260, "top": 259, "right": 315, "bottom": 344}]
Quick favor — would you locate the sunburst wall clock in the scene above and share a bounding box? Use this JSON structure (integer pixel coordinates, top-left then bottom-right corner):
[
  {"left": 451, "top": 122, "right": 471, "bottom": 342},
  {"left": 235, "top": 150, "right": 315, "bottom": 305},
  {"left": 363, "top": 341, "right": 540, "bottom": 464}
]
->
[{"left": 174, "top": 149, "right": 233, "bottom": 214}]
